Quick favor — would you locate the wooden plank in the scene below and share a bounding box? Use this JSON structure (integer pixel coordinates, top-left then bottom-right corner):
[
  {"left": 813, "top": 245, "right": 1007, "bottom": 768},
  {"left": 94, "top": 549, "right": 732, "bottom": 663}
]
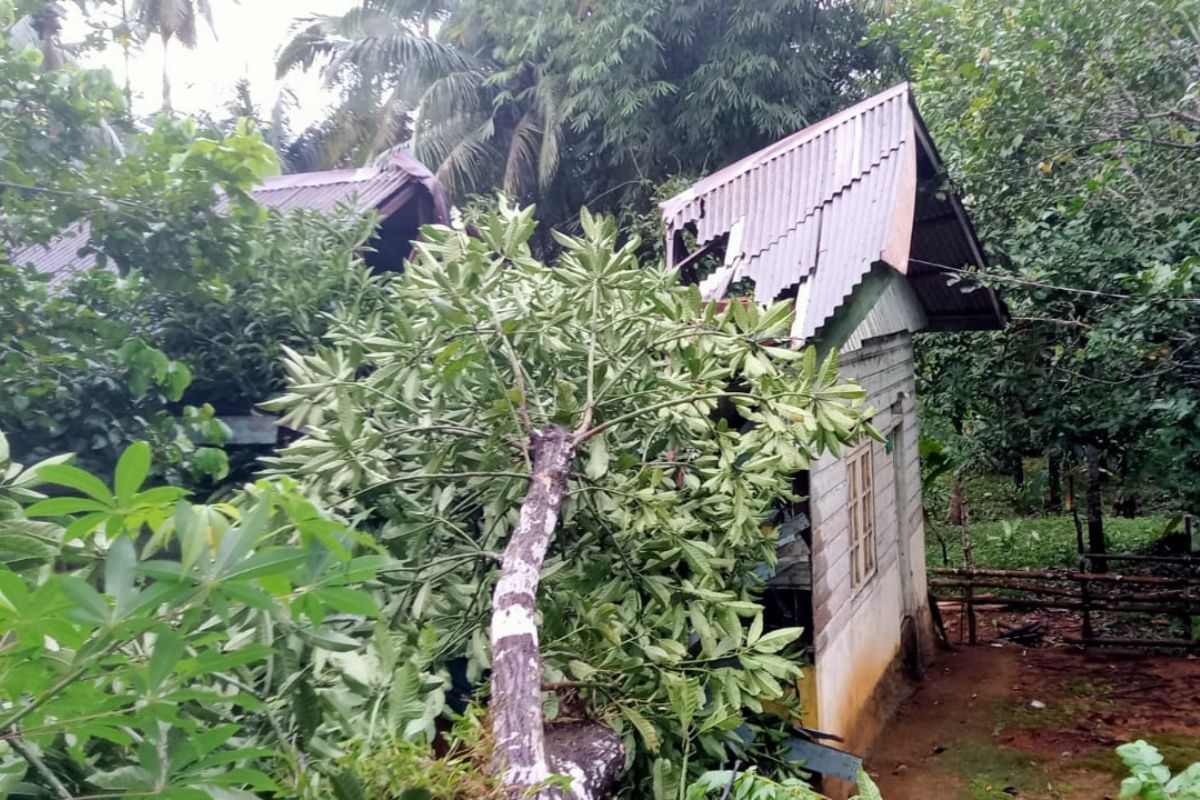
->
[{"left": 932, "top": 567, "right": 1200, "bottom": 587}]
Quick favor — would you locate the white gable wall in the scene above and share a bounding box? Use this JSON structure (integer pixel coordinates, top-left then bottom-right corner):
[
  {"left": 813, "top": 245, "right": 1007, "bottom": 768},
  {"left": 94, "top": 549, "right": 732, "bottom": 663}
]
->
[
  {"left": 807, "top": 330, "right": 929, "bottom": 757},
  {"left": 839, "top": 266, "right": 928, "bottom": 354}
]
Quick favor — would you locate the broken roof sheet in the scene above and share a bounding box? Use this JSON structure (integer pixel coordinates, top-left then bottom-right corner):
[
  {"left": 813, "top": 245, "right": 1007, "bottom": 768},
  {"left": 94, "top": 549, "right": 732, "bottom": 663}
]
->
[
  {"left": 660, "top": 83, "right": 1003, "bottom": 340},
  {"left": 12, "top": 153, "right": 450, "bottom": 280}
]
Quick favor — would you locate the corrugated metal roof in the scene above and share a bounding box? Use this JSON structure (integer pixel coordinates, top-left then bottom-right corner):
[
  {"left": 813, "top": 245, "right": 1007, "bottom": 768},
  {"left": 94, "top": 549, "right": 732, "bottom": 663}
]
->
[
  {"left": 660, "top": 83, "right": 1004, "bottom": 340},
  {"left": 12, "top": 153, "right": 449, "bottom": 280}
]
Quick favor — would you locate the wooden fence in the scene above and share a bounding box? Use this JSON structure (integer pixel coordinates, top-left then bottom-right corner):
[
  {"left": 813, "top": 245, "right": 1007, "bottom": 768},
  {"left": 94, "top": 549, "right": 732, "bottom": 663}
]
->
[{"left": 929, "top": 552, "right": 1200, "bottom": 651}]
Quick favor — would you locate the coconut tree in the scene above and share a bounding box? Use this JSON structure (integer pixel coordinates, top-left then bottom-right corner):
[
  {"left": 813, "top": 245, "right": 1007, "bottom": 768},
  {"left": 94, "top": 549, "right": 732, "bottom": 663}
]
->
[
  {"left": 133, "top": 0, "right": 214, "bottom": 112},
  {"left": 276, "top": 0, "right": 566, "bottom": 201}
]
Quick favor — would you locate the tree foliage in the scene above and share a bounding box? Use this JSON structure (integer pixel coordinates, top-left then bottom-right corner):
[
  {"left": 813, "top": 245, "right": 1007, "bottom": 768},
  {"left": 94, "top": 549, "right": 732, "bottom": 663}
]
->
[
  {"left": 264, "top": 200, "right": 877, "bottom": 795},
  {"left": 0, "top": 36, "right": 387, "bottom": 487},
  {"left": 879, "top": 0, "right": 1200, "bottom": 508},
  {"left": 278, "top": 0, "right": 877, "bottom": 220},
  {"left": 0, "top": 432, "right": 386, "bottom": 799}
]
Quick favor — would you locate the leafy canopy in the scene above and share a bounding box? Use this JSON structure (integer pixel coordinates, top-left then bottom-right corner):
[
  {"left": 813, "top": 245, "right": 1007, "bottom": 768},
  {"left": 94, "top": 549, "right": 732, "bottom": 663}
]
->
[
  {"left": 879, "top": 0, "right": 1200, "bottom": 503},
  {"left": 265, "top": 199, "right": 877, "bottom": 795},
  {"left": 0, "top": 431, "right": 387, "bottom": 799}
]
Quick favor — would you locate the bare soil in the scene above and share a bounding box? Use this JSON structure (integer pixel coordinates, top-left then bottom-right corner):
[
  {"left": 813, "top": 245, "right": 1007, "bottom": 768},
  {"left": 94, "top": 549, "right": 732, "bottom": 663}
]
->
[{"left": 865, "top": 607, "right": 1200, "bottom": 800}]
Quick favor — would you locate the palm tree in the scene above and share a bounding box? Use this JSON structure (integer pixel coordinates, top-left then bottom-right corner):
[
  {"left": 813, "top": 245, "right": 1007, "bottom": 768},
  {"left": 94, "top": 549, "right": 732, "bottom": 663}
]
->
[
  {"left": 276, "top": 0, "right": 567, "bottom": 201},
  {"left": 6, "top": 1, "right": 66, "bottom": 70},
  {"left": 133, "top": 0, "right": 215, "bottom": 112}
]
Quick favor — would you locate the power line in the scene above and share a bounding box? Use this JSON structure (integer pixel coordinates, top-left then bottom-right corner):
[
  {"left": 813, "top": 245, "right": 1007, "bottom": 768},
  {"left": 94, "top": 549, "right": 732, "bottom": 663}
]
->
[{"left": 908, "top": 257, "right": 1200, "bottom": 306}]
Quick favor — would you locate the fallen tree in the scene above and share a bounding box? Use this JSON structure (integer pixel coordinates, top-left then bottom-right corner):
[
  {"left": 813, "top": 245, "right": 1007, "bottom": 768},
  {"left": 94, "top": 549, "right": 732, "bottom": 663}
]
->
[{"left": 268, "top": 201, "right": 876, "bottom": 796}]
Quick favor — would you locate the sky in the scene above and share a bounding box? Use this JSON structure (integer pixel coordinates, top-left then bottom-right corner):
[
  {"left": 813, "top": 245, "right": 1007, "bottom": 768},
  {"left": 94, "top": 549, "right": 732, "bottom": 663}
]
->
[{"left": 65, "top": 0, "right": 359, "bottom": 127}]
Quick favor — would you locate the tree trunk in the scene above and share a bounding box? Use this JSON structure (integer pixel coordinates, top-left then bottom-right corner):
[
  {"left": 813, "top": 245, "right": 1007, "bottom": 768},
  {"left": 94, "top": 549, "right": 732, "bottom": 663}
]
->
[
  {"left": 1010, "top": 450, "right": 1025, "bottom": 490},
  {"left": 32, "top": 4, "right": 63, "bottom": 71},
  {"left": 947, "top": 476, "right": 964, "bottom": 526},
  {"left": 1086, "top": 450, "right": 1106, "bottom": 573},
  {"left": 954, "top": 473, "right": 977, "bottom": 644},
  {"left": 1070, "top": 473, "right": 1085, "bottom": 557},
  {"left": 161, "top": 35, "right": 173, "bottom": 113},
  {"left": 120, "top": 0, "right": 133, "bottom": 112},
  {"left": 490, "top": 425, "right": 623, "bottom": 799},
  {"left": 1046, "top": 451, "right": 1062, "bottom": 512}
]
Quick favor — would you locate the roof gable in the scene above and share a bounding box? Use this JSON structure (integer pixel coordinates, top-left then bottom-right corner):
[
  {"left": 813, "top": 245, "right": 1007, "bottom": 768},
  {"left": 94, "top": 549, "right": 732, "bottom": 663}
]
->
[{"left": 660, "top": 83, "right": 1004, "bottom": 341}]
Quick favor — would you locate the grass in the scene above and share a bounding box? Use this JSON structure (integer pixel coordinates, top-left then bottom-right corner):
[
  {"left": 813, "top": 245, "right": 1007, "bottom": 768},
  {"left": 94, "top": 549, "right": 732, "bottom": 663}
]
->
[
  {"left": 926, "top": 514, "right": 1174, "bottom": 570},
  {"left": 924, "top": 458, "right": 1178, "bottom": 570},
  {"left": 992, "top": 683, "right": 1113, "bottom": 736},
  {"left": 1070, "top": 733, "right": 1200, "bottom": 777},
  {"left": 939, "top": 738, "right": 1066, "bottom": 799}
]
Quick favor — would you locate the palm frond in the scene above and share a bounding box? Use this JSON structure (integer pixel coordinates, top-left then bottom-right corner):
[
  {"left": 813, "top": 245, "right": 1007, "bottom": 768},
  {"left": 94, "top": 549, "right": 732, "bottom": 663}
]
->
[
  {"left": 195, "top": 0, "right": 215, "bottom": 38},
  {"left": 332, "top": 27, "right": 472, "bottom": 78},
  {"left": 133, "top": 0, "right": 198, "bottom": 47},
  {"left": 534, "top": 72, "right": 561, "bottom": 192},
  {"left": 275, "top": 16, "right": 345, "bottom": 77},
  {"left": 368, "top": 85, "right": 413, "bottom": 159},
  {"left": 503, "top": 111, "right": 540, "bottom": 196}
]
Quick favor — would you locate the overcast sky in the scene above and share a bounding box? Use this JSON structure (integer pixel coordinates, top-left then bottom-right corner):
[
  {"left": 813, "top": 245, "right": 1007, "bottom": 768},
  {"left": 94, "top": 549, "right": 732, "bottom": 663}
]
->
[{"left": 65, "top": 0, "right": 359, "bottom": 126}]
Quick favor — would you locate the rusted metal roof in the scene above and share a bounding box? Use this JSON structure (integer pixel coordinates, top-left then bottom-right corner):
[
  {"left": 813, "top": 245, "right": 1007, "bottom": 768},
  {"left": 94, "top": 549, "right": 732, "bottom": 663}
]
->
[
  {"left": 12, "top": 153, "right": 450, "bottom": 280},
  {"left": 660, "top": 83, "right": 1004, "bottom": 341}
]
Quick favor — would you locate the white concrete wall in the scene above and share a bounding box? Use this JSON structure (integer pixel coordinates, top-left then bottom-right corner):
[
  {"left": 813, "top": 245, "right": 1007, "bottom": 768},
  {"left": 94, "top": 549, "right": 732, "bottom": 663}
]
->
[{"left": 809, "top": 331, "right": 928, "bottom": 751}]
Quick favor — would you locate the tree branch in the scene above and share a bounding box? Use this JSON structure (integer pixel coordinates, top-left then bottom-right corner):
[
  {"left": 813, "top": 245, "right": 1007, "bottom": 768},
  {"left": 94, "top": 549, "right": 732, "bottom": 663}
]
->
[
  {"left": 575, "top": 392, "right": 751, "bottom": 443},
  {"left": 9, "top": 735, "right": 73, "bottom": 800}
]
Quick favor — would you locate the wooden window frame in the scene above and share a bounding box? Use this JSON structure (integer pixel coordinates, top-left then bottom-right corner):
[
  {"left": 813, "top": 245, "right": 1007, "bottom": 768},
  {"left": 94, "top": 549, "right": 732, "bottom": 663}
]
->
[{"left": 847, "top": 443, "right": 877, "bottom": 592}]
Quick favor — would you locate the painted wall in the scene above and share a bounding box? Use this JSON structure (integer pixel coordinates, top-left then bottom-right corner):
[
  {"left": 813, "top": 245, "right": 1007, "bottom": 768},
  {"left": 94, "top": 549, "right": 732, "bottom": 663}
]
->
[{"left": 808, "top": 331, "right": 929, "bottom": 755}]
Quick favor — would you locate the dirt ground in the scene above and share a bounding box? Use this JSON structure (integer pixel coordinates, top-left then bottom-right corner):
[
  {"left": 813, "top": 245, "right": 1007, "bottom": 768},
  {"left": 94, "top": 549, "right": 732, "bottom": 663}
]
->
[{"left": 865, "top": 608, "right": 1200, "bottom": 800}]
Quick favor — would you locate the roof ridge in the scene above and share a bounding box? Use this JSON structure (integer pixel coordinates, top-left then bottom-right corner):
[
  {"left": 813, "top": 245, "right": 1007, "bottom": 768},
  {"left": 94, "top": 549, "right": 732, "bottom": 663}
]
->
[{"left": 660, "top": 83, "right": 911, "bottom": 213}]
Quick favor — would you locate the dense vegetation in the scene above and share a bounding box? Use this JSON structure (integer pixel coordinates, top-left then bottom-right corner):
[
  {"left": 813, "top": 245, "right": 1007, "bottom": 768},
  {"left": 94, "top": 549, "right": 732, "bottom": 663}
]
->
[
  {"left": 883, "top": 0, "right": 1200, "bottom": 534},
  {"left": 2, "top": 0, "right": 1200, "bottom": 798}
]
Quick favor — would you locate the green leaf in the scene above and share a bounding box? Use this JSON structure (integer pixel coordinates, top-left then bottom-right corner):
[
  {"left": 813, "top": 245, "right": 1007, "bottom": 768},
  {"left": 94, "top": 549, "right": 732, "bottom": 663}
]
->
[
  {"left": 218, "top": 549, "right": 309, "bottom": 582},
  {"left": 64, "top": 512, "right": 108, "bottom": 541},
  {"left": 24, "top": 497, "right": 109, "bottom": 516},
  {"left": 312, "top": 587, "right": 379, "bottom": 617},
  {"left": 753, "top": 627, "right": 803, "bottom": 654},
  {"left": 851, "top": 768, "right": 883, "bottom": 800},
  {"left": 398, "top": 790, "right": 433, "bottom": 800},
  {"left": 37, "top": 464, "right": 114, "bottom": 505},
  {"left": 329, "top": 770, "right": 367, "bottom": 800},
  {"left": 114, "top": 442, "right": 152, "bottom": 505},
  {"left": 104, "top": 534, "right": 136, "bottom": 611},
  {"left": 622, "top": 705, "right": 660, "bottom": 754},
  {"left": 58, "top": 575, "right": 109, "bottom": 624},
  {"left": 148, "top": 630, "right": 184, "bottom": 692},
  {"left": 585, "top": 434, "right": 608, "bottom": 480},
  {"left": 293, "top": 679, "right": 322, "bottom": 745}
]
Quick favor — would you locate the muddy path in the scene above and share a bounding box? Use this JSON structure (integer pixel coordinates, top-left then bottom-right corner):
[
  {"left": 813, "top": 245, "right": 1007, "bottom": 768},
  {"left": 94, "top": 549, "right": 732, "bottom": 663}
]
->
[{"left": 866, "top": 638, "right": 1200, "bottom": 800}]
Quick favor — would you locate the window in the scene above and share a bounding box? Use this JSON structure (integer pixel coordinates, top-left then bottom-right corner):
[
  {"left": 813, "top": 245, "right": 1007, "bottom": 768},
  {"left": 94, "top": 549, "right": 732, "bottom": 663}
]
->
[{"left": 848, "top": 445, "right": 877, "bottom": 591}]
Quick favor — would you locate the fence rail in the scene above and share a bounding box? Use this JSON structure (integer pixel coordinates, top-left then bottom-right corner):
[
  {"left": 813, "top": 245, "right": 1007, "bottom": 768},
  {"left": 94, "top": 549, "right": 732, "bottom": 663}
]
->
[{"left": 929, "top": 551, "right": 1199, "bottom": 651}]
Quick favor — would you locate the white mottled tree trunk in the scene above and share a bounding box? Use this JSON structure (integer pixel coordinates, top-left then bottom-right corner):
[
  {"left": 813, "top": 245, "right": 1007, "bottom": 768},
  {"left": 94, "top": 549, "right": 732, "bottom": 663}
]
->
[{"left": 490, "top": 425, "right": 623, "bottom": 800}]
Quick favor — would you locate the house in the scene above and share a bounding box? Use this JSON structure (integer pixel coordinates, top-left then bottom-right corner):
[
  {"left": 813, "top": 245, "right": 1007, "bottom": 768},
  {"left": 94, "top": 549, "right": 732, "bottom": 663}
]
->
[
  {"left": 659, "top": 83, "right": 1004, "bottom": 780},
  {"left": 12, "top": 153, "right": 451, "bottom": 445},
  {"left": 12, "top": 152, "right": 450, "bottom": 281}
]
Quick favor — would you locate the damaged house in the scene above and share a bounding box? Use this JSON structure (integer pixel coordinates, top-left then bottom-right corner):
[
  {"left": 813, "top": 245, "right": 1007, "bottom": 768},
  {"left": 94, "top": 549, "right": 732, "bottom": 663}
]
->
[{"left": 659, "top": 82, "right": 1004, "bottom": 769}]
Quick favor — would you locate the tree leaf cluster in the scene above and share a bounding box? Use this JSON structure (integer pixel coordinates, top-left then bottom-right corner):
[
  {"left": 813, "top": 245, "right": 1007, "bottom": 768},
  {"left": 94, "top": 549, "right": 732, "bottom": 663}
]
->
[
  {"left": 263, "top": 198, "right": 877, "bottom": 793},
  {"left": 0, "top": 432, "right": 389, "bottom": 800}
]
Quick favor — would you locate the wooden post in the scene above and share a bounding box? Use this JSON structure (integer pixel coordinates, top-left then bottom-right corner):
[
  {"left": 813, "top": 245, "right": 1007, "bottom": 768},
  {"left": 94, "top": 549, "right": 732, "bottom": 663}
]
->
[
  {"left": 1185, "top": 515, "right": 1195, "bottom": 648},
  {"left": 1078, "top": 557, "right": 1094, "bottom": 647},
  {"left": 1070, "top": 474, "right": 1085, "bottom": 558},
  {"left": 1086, "top": 450, "right": 1107, "bottom": 573},
  {"left": 954, "top": 474, "right": 977, "bottom": 645}
]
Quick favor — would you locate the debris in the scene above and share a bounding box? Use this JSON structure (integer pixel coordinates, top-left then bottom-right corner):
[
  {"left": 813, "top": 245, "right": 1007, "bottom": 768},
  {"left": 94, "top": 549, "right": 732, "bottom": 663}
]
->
[
  {"left": 1030, "top": 700, "right": 1046, "bottom": 709},
  {"left": 997, "top": 621, "right": 1046, "bottom": 646}
]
